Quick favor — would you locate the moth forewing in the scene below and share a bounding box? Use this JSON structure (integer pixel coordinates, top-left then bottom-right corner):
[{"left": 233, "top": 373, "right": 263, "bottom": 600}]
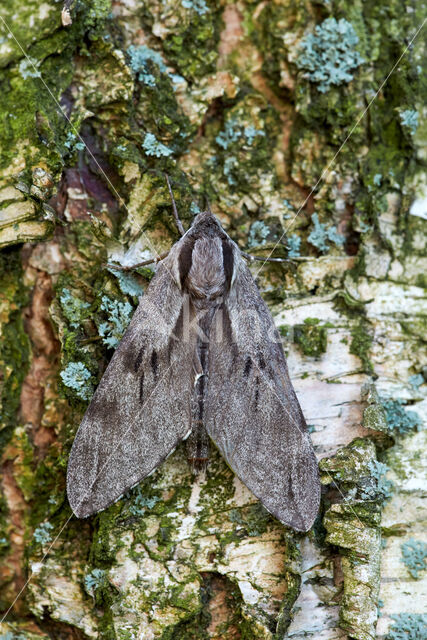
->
[{"left": 67, "top": 211, "right": 320, "bottom": 530}]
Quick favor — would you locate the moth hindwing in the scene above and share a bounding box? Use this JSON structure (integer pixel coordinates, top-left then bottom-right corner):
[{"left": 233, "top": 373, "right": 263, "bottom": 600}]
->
[{"left": 67, "top": 212, "right": 320, "bottom": 531}]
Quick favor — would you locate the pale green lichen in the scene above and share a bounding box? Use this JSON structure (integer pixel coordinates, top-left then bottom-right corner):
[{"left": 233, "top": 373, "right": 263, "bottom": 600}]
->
[
  {"left": 361, "top": 460, "right": 394, "bottom": 501},
  {"left": 381, "top": 398, "right": 421, "bottom": 435},
  {"left": 128, "top": 45, "right": 168, "bottom": 87},
  {"left": 307, "top": 213, "right": 345, "bottom": 253},
  {"left": 387, "top": 614, "right": 427, "bottom": 639},
  {"left": 126, "top": 485, "right": 161, "bottom": 516},
  {"left": 98, "top": 296, "right": 133, "bottom": 349},
  {"left": 60, "top": 361, "right": 93, "bottom": 401},
  {"left": 247, "top": 221, "right": 270, "bottom": 248},
  {"left": 400, "top": 539, "right": 427, "bottom": 579},
  {"left": 181, "top": 0, "right": 209, "bottom": 16},
  {"left": 408, "top": 373, "right": 424, "bottom": 388},
  {"left": 33, "top": 522, "right": 54, "bottom": 545},
  {"left": 215, "top": 118, "right": 265, "bottom": 150},
  {"left": 59, "top": 288, "right": 90, "bottom": 328},
  {"left": 287, "top": 234, "right": 301, "bottom": 258},
  {"left": 296, "top": 18, "right": 364, "bottom": 93},
  {"left": 400, "top": 110, "right": 419, "bottom": 136},
  {"left": 142, "top": 133, "right": 173, "bottom": 158},
  {"left": 107, "top": 268, "right": 143, "bottom": 298},
  {"left": 84, "top": 568, "right": 107, "bottom": 594}
]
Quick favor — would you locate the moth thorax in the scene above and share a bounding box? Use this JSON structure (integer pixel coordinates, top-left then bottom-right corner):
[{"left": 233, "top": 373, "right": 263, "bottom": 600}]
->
[{"left": 186, "top": 236, "right": 227, "bottom": 300}]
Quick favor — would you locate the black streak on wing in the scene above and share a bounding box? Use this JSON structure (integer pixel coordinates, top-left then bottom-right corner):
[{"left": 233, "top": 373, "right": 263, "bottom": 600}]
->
[
  {"left": 178, "top": 237, "right": 195, "bottom": 287},
  {"left": 222, "top": 239, "right": 234, "bottom": 292},
  {"left": 134, "top": 346, "right": 145, "bottom": 372},
  {"left": 151, "top": 350, "right": 159, "bottom": 379},
  {"left": 139, "top": 371, "right": 144, "bottom": 404}
]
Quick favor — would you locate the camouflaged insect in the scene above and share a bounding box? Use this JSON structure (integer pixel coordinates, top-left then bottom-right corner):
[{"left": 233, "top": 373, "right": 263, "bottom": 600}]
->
[{"left": 67, "top": 211, "right": 320, "bottom": 532}]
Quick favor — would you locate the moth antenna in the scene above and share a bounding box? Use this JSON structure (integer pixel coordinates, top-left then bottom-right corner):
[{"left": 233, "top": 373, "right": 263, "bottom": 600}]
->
[
  {"left": 105, "top": 250, "right": 169, "bottom": 271},
  {"left": 205, "top": 197, "right": 212, "bottom": 214},
  {"left": 165, "top": 173, "right": 185, "bottom": 237}
]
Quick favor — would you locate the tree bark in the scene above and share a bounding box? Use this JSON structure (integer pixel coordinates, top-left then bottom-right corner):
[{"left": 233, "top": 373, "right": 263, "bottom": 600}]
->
[{"left": 0, "top": 1, "right": 425, "bottom": 639}]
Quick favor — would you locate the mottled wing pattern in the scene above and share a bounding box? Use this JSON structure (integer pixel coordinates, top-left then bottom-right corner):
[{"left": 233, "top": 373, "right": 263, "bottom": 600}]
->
[
  {"left": 67, "top": 257, "right": 193, "bottom": 518},
  {"left": 205, "top": 257, "right": 320, "bottom": 532}
]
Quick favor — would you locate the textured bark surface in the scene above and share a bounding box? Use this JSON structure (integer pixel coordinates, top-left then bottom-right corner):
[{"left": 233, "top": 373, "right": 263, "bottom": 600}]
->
[{"left": 0, "top": 1, "right": 426, "bottom": 638}]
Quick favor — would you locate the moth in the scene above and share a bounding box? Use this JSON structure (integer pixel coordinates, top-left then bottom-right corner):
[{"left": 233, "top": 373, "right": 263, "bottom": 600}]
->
[{"left": 67, "top": 199, "right": 320, "bottom": 532}]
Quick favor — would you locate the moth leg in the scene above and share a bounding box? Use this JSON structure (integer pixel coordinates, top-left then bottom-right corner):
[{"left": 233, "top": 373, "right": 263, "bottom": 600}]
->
[
  {"left": 105, "top": 251, "right": 169, "bottom": 271},
  {"left": 165, "top": 173, "right": 185, "bottom": 237},
  {"left": 241, "top": 251, "right": 293, "bottom": 264}
]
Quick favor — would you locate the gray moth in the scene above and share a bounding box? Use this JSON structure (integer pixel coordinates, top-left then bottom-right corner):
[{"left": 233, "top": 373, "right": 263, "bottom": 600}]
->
[{"left": 67, "top": 210, "right": 320, "bottom": 532}]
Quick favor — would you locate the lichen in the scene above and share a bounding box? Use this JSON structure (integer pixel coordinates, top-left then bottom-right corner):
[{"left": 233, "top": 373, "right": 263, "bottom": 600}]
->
[
  {"left": 293, "top": 318, "right": 329, "bottom": 358},
  {"left": 98, "top": 296, "right": 134, "bottom": 349},
  {"left": 399, "top": 110, "right": 419, "bottom": 136},
  {"left": 181, "top": 0, "right": 209, "bottom": 17},
  {"left": 84, "top": 568, "right": 108, "bottom": 595},
  {"left": 107, "top": 268, "right": 144, "bottom": 298},
  {"left": 215, "top": 119, "right": 265, "bottom": 150},
  {"left": 59, "top": 288, "right": 91, "bottom": 329},
  {"left": 33, "top": 522, "right": 54, "bottom": 545},
  {"left": 361, "top": 460, "right": 394, "bottom": 501},
  {"left": 128, "top": 45, "right": 169, "bottom": 87},
  {"left": 296, "top": 18, "right": 364, "bottom": 93},
  {"left": 247, "top": 221, "right": 270, "bottom": 248},
  {"left": 60, "top": 362, "right": 93, "bottom": 401},
  {"left": 386, "top": 614, "right": 427, "bottom": 640},
  {"left": 307, "top": 213, "right": 345, "bottom": 254},
  {"left": 400, "top": 539, "right": 427, "bottom": 579},
  {"left": 287, "top": 234, "right": 301, "bottom": 258},
  {"left": 142, "top": 133, "right": 174, "bottom": 158},
  {"left": 381, "top": 398, "right": 422, "bottom": 435}
]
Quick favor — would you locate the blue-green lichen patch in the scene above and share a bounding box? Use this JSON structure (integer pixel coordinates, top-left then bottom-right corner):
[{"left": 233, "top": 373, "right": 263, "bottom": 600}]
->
[
  {"left": 97, "top": 295, "right": 133, "bottom": 349},
  {"left": 59, "top": 288, "right": 91, "bottom": 329},
  {"left": 386, "top": 613, "right": 427, "bottom": 639},
  {"left": 400, "top": 539, "right": 427, "bottom": 579},
  {"left": 60, "top": 362, "right": 94, "bottom": 401},
  {"left": 32, "top": 521, "right": 54, "bottom": 546},
  {"left": 381, "top": 399, "right": 422, "bottom": 435},
  {"left": 107, "top": 267, "right": 143, "bottom": 298},
  {"left": 296, "top": 18, "right": 364, "bottom": 93},
  {"left": 142, "top": 133, "right": 173, "bottom": 158},
  {"left": 128, "top": 45, "right": 171, "bottom": 88},
  {"left": 399, "top": 110, "right": 419, "bottom": 136},
  {"left": 307, "top": 213, "right": 345, "bottom": 254}
]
